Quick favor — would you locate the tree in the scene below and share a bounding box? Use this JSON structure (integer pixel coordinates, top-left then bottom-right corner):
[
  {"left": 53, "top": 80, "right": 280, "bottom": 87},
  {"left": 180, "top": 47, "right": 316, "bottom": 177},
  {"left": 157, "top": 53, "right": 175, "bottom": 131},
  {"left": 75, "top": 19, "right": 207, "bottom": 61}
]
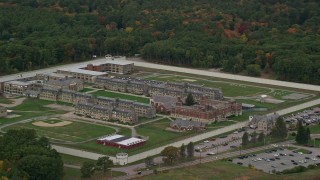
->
[
  {"left": 246, "top": 64, "right": 261, "bottom": 77},
  {"left": 81, "top": 161, "right": 95, "bottom": 178},
  {"left": 242, "top": 132, "right": 249, "bottom": 146},
  {"left": 180, "top": 144, "right": 186, "bottom": 159},
  {"left": 250, "top": 132, "right": 257, "bottom": 143},
  {"left": 0, "top": 129, "right": 63, "bottom": 180},
  {"left": 185, "top": 93, "right": 195, "bottom": 106},
  {"left": 271, "top": 117, "right": 288, "bottom": 140},
  {"left": 187, "top": 142, "right": 194, "bottom": 158},
  {"left": 296, "top": 120, "right": 307, "bottom": 144},
  {"left": 258, "top": 132, "right": 265, "bottom": 142},
  {"left": 161, "top": 146, "right": 179, "bottom": 165},
  {"left": 144, "top": 156, "right": 154, "bottom": 167},
  {"left": 96, "top": 156, "right": 113, "bottom": 173},
  {"left": 306, "top": 127, "right": 311, "bottom": 143}
]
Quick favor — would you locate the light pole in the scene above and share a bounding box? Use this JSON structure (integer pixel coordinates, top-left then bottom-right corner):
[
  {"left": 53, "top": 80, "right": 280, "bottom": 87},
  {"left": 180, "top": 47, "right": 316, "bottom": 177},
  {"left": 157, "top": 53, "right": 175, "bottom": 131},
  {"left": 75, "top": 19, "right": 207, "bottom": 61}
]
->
[{"left": 200, "top": 150, "right": 202, "bottom": 164}]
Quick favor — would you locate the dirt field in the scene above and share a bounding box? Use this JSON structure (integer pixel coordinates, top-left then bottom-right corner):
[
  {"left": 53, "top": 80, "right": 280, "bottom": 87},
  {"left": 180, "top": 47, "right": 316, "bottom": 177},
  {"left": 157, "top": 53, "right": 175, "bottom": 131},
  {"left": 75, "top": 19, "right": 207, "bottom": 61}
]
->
[{"left": 32, "top": 120, "right": 72, "bottom": 127}]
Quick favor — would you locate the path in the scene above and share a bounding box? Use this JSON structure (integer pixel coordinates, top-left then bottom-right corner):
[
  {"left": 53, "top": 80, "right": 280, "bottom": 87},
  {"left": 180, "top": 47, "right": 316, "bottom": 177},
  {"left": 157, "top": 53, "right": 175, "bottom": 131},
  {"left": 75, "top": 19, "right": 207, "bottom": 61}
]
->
[{"left": 0, "top": 97, "right": 25, "bottom": 108}]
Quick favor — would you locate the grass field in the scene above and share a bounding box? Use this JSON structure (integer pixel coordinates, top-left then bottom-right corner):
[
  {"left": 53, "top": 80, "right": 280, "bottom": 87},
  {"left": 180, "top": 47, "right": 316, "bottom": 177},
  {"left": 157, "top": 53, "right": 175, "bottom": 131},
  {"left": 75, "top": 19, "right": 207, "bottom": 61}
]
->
[
  {"left": 309, "top": 124, "right": 320, "bottom": 134},
  {"left": 2, "top": 120, "right": 116, "bottom": 143},
  {"left": 78, "top": 88, "right": 95, "bottom": 93},
  {"left": 140, "top": 160, "right": 320, "bottom": 180},
  {"left": 0, "top": 99, "right": 67, "bottom": 125},
  {"left": 61, "top": 154, "right": 95, "bottom": 166},
  {"left": 60, "top": 119, "right": 199, "bottom": 156},
  {"left": 145, "top": 75, "right": 271, "bottom": 97},
  {"left": 91, "top": 90, "right": 150, "bottom": 104},
  {"left": 63, "top": 167, "right": 126, "bottom": 180},
  {"left": 0, "top": 97, "right": 13, "bottom": 104}
]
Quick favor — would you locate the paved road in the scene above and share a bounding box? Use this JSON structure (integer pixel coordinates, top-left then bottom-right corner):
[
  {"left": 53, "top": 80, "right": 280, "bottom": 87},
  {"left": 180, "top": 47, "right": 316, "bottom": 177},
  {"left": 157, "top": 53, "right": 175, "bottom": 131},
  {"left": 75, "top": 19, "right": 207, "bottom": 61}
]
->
[
  {"left": 268, "top": 98, "right": 320, "bottom": 116},
  {"left": 1, "top": 58, "right": 319, "bottom": 92}
]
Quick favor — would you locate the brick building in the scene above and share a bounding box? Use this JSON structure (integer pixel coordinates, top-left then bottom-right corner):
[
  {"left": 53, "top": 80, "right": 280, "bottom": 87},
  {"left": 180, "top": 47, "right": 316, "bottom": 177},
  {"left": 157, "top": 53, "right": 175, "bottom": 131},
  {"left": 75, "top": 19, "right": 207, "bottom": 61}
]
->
[{"left": 43, "top": 77, "right": 84, "bottom": 91}]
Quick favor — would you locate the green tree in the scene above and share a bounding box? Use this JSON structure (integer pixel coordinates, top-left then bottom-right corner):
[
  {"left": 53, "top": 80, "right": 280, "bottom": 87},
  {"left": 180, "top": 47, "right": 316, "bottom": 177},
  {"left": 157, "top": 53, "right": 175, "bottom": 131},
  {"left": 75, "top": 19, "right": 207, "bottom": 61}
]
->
[
  {"left": 242, "top": 132, "right": 249, "bottom": 146},
  {"left": 81, "top": 161, "right": 95, "bottom": 178},
  {"left": 144, "top": 156, "right": 154, "bottom": 167},
  {"left": 250, "top": 131, "right": 257, "bottom": 143},
  {"left": 187, "top": 142, "right": 194, "bottom": 158},
  {"left": 258, "top": 132, "right": 265, "bottom": 142},
  {"left": 96, "top": 156, "right": 113, "bottom": 173},
  {"left": 161, "top": 146, "right": 179, "bottom": 165},
  {"left": 271, "top": 117, "right": 288, "bottom": 140},
  {"left": 180, "top": 143, "right": 186, "bottom": 159},
  {"left": 185, "top": 93, "right": 195, "bottom": 106},
  {"left": 246, "top": 64, "right": 261, "bottom": 77},
  {"left": 296, "top": 120, "right": 307, "bottom": 144},
  {"left": 306, "top": 127, "right": 311, "bottom": 143}
]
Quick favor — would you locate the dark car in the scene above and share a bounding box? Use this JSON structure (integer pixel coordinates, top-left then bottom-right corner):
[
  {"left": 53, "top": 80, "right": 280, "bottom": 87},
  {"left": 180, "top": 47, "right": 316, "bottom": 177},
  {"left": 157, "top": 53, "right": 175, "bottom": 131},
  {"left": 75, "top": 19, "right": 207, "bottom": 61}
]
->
[
  {"left": 307, "top": 151, "right": 312, "bottom": 154},
  {"left": 305, "top": 157, "right": 310, "bottom": 159},
  {"left": 237, "top": 162, "right": 243, "bottom": 165},
  {"left": 275, "top": 157, "right": 280, "bottom": 160},
  {"left": 293, "top": 162, "right": 298, "bottom": 165},
  {"left": 137, "top": 171, "right": 142, "bottom": 175},
  {"left": 291, "top": 160, "right": 295, "bottom": 162},
  {"left": 293, "top": 150, "right": 298, "bottom": 153},
  {"left": 289, "top": 154, "right": 294, "bottom": 157},
  {"left": 270, "top": 158, "right": 275, "bottom": 161},
  {"left": 228, "top": 159, "right": 233, "bottom": 162}
]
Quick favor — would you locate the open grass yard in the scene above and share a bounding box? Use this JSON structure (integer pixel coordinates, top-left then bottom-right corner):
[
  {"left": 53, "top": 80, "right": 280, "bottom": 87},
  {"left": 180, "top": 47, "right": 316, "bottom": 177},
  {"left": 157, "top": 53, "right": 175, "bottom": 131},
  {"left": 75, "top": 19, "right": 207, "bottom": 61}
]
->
[
  {"left": 11, "top": 98, "right": 59, "bottom": 111},
  {"left": 2, "top": 120, "right": 116, "bottom": 143},
  {"left": 91, "top": 90, "right": 150, "bottom": 104},
  {"left": 0, "top": 97, "right": 13, "bottom": 104},
  {"left": 63, "top": 167, "right": 126, "bottom": 180},
  {"left": 140, "top": 160, "right": 320, "bottom": 180},
  {"left": 145, "top": 74, "right": 271, "bottom": 97},
  {"left": 60, "top": 154, "right": 95, "bottom": 166},
  {"left": 78, "top": 87, "right": 94, "bottom": 93},
  {"left": 60, "top": 119, "right": 199, "bottom": 156},
  {"left": 206, "top": 120, "right": 236, "bottom": 128},
  {"left": 58, "top": 127, "right": 132, "bottom": 156},
  {"left": 309, "top": 124, "right": 320, "bottom": 134}
]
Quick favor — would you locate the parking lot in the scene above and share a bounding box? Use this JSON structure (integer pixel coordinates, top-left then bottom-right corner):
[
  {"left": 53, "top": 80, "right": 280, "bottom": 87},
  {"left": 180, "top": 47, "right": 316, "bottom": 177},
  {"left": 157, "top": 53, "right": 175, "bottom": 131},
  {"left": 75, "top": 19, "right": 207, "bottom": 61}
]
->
[
  {"left": 283, "top": 108, "right": 320, "bottom": 126},
  {"left": 232, "top": 148, "right": 320, "bottom": 173}
]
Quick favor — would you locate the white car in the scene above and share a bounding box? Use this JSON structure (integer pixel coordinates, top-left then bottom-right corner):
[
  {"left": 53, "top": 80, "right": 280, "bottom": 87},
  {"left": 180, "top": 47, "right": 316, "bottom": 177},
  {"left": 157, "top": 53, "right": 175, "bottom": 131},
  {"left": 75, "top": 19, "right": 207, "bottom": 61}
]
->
[
  {"left": 204, "top": 140, "right": 209, "bottom": 143},
  {"left": 257, "top": 158, "right": 262, "bottom": 161},
  {"left": 274, "top": 154, "right": 279, "bottom": 157},
  {"left": 233, "top": 131, "right": 238, "bottom": 134},
  {"left": 313, "top": 158, "right": 318, "bottom": 161},
  {"left": 207, "top": 152, "right": 216, "bottom": 155},
  {"left": 298, "top": 152, "right": 303, "bottom": 155}
]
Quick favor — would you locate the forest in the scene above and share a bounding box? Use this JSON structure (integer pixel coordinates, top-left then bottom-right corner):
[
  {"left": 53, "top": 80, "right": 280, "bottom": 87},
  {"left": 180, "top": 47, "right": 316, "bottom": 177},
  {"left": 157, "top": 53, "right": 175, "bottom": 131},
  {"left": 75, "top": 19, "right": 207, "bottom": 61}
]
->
[{"left": 0, "top": 0, "right": 319, "bottom": 84}]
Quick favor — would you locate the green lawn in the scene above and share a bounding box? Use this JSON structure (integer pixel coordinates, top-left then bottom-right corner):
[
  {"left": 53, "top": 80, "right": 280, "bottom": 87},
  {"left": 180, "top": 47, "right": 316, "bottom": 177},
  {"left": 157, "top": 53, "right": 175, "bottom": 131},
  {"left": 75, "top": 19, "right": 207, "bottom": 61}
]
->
[
  {"left": 61, "top": 154, "right": 95, "bottom": 166},
  {"left": 91, "top": 90, "right": 150, "bottom": 104},
  {"left": 206, "top": 120, "right": 236, "bottom": 128},
  {"left": 63, "top": 167, "right": 126, "bottom": 180},
  {"left": 78, "top": 88, "right": 94, "bottom": 93},
  {"left": 309, "top": 124, "right": 320, "bottom": 134},
  {"left": 3, "top": 120, "right": 116, "bottom": 143},
  {"left": 0, "top": 99, "right": 67, "bottom": 125},
  {"left": 145, "top": 75, "right": 271, "bottom": 97},
  {"left": 140, "top": 160, "right": 320, "bottom": 180},
  {"left": 59, "top": 119, "right": 199, "bottom": 156},
  {"left": 0, "top": 97, "right": 13, "bottom": 104}
]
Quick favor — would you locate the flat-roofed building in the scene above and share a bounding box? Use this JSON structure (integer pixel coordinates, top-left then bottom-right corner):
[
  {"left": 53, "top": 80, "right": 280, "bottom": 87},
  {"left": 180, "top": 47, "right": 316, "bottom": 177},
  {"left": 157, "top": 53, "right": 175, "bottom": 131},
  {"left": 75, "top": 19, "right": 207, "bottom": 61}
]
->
[
  {"left": 44, "top": 77, "right": 84, "bottom": 91},
  {"left": 3, "top": 80, "right": 40, "bottom": 96},
  {"left": 133, "top": 102, "right": 156, "bottom": 118},
  {"left": 39, "top": 87, "right": 60, "bottom": 101},
  {"left": 86, "top": 57, "right": 134, "bottom": 74},
  {"left": 57, "top": 68, "right": 108, "bottom": 83},
  {"left": 59, "top": 89, "right": 75, "bottom": 103}
]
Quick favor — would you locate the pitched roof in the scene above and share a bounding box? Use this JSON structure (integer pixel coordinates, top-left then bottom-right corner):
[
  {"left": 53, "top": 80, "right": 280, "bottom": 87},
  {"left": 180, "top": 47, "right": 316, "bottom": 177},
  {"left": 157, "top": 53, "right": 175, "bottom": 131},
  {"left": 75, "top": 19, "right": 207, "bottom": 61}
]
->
[
  {"left": 170, "top": 119, "right": 205, "bottom": 128},
  {"left": 151, "top": 95, "right": 177, "bottom": 109}
]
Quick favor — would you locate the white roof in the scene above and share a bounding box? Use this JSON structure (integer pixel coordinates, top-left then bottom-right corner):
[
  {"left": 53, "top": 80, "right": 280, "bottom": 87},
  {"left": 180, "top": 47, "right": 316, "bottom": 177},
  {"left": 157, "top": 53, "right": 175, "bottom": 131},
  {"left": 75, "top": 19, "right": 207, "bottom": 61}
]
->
[
  {"left": 97, "top": 134, "right": 123, "bottom": 141},
  {"left": 58, "top": 68, "right": 108, "bottom": 76},
  {"left": 105, "top": 60, "right": 133, "bottom": 65},
  {"left": 117, "top": 137, "right": 145, "bottom": 146}
]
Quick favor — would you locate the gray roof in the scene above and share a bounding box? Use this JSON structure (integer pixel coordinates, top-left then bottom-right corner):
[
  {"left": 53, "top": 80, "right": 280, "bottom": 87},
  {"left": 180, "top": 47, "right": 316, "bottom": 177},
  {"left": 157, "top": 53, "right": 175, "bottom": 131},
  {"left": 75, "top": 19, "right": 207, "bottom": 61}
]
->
[
  {"left": 170, "top": 119, "right": 205, "bottom": 128},
  {"left": 151, "top": 95, "right": 177, "bottom": 109},
  {"left": 251, "top": 113, "right": 280, "bottom": 125},
  {"left": 97, "top": 96, "right": 116, "bottom": 102},
  {"left": 46, "top": 78, "right": 83, "bottom": 86},
  {"left": 58, "top": 68, "right": 108, "bottom": 76}
]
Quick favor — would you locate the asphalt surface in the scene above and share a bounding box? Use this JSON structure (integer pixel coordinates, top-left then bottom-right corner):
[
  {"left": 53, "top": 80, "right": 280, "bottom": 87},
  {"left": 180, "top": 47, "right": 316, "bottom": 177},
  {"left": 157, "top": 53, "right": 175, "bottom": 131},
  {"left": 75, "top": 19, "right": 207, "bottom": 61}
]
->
[
  {"left": 232, "top": 148, "right": 320, "bottom": 173},
  {"left": 1, "top": 57, "right": 319, "bottom": 91}
]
